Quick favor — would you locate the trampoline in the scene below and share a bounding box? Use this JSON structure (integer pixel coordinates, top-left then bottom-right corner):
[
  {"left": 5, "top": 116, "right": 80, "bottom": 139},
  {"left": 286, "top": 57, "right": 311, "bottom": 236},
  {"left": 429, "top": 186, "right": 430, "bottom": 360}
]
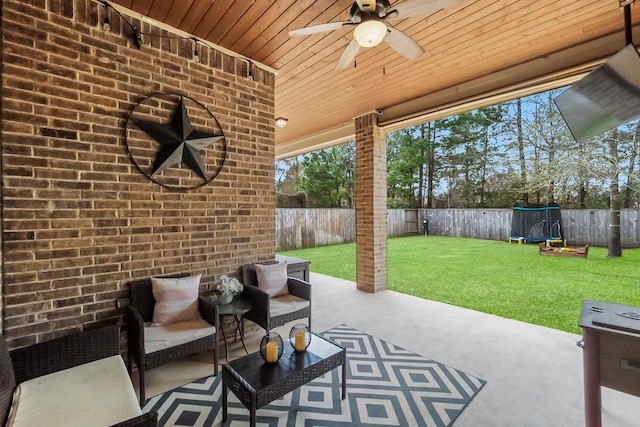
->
[{"left": 509, "top": 203, "right": 563, "bottom": 244}]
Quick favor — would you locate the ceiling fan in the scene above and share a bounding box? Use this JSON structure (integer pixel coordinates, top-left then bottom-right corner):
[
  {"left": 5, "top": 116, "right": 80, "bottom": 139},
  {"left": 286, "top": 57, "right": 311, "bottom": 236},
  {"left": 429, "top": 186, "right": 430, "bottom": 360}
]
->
[{"left": 288, "top": 0, "right": 462, "bottom": 70}]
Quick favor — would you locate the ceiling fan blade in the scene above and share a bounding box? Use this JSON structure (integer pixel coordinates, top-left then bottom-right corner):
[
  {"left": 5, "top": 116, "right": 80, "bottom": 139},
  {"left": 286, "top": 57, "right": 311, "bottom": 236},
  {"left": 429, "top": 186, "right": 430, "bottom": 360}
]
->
[
  {"left": 384, "top": 27, "right": 424, "bottom": 60},
  {"left": 388, "top": 0, "right": 463, "bottom": 20},
  {"left": 335, "top": 39, "right": 361, "bottom": 71},
  {"left": 288, "top": 22, "right": 350, "bottom": 37}
]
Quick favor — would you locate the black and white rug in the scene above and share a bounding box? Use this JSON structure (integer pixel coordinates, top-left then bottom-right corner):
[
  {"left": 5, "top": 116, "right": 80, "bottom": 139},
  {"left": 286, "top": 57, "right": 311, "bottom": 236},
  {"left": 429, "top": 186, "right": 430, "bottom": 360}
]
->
[{"left": 142, "top": 325, "right": 486, "bottom": 426}]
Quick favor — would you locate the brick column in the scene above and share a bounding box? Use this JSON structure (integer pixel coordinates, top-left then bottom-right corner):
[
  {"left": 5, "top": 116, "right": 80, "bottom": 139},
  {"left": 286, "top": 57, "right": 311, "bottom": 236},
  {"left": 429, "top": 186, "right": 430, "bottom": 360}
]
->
[{"left": 355, "top": 113, "right": 387, "bottom": 293}]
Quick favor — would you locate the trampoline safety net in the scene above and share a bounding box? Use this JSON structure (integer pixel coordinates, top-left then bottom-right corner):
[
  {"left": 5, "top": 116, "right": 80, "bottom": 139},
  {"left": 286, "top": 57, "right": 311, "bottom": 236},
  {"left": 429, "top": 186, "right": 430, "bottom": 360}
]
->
[{"left": 510, "top": 203, "right": 563, "bottom": 243}]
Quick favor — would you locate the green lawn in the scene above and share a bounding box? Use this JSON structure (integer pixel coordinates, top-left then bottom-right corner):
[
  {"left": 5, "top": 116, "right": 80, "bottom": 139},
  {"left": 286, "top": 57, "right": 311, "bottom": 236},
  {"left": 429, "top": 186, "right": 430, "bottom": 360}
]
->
[{"left": 279, "top": 235, "right": 640, "bottom": 334}]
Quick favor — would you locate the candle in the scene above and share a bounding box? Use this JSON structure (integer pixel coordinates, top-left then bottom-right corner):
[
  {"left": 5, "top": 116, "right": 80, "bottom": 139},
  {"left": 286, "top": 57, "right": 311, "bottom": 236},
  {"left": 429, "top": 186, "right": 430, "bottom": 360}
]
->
[
  {"left": 265, "top": 341, "right": 278, "bottom": 363},
  {"left": 295, "top": 331, "right": 306, "bottom": 352}
]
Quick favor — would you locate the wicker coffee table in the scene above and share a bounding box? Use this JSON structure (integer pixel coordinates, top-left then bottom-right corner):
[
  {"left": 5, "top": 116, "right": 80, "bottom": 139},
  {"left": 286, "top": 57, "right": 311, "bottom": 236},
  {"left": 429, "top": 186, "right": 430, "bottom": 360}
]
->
[{"left": 221, "top": 332, "right": 346, "bottom": 426}]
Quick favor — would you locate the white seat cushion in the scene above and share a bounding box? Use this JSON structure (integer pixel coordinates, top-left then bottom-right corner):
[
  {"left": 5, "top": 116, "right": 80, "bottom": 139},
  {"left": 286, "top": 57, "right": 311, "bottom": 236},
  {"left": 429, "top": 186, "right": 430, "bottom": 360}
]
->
[
  {"left": 6, "top": 356, "right": 141, "bottom": 427},
  {"left": 144, "top": 318, "right": 216, "bottom": 354},
  {"left": 270, "top": 294, "right": 310, "bottom": 317}
]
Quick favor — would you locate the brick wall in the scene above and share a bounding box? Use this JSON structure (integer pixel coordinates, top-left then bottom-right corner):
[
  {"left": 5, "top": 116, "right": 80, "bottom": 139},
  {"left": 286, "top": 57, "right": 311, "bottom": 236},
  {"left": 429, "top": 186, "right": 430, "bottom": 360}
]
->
[
  {"left": 354, "top": 113, "right": 387, "bottom": 293},
  {"left": 1, "top": 0, "right": 276, "bottom": 348}
]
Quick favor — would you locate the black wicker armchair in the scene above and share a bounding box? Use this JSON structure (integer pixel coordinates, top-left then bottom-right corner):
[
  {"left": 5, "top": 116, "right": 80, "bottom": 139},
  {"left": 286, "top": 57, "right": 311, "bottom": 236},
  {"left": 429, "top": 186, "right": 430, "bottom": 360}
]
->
[
  {"left": 126, "top": 273, "right": 219, "bottom": 405},
  {"left": 1, "top": 326, "right": 157, "bottom": 427},
  {"left": 241, "top": 261, "right": 311, "bottom": 332}
]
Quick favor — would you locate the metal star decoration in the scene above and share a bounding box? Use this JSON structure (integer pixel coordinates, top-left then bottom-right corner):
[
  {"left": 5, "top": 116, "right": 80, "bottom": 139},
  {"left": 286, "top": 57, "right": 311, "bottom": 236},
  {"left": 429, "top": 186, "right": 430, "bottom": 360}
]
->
[{"left": 133, "top": 96, "right": 224, "bottom": 181}]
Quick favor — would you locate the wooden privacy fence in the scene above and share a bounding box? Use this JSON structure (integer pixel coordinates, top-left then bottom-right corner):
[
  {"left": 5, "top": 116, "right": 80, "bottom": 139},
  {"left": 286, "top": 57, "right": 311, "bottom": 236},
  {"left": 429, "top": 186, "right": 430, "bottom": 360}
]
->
[
  {"left": 276, "top": 208, "right": 640, "bottom": 251},
  {"left": 423, "top": 208, "right": 640, "bottom": 248}
]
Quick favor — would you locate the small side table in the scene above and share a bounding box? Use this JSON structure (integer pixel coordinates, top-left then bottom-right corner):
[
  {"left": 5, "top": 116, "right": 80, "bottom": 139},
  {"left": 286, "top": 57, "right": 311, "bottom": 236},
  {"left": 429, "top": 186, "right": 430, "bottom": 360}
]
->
[{"left": 215, "top": 297, "right": 253, "bottom": 361}]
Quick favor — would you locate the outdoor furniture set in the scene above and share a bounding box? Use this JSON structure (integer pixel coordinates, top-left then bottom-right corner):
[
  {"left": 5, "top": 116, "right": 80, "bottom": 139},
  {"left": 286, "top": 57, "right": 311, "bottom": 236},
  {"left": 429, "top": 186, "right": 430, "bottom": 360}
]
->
[
  {"left": 1, "top": 259, "right": 323, "bottom": 425},
  {"left": 126, "top": 259, "right": 319, "bottom": 422}
]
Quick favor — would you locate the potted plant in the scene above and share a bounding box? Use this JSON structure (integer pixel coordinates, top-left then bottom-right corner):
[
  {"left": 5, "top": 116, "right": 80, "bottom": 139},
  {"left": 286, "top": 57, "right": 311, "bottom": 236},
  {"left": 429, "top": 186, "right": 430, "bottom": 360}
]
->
[{"left": 215, "top": 275, "right": 243, "bottom": 304}]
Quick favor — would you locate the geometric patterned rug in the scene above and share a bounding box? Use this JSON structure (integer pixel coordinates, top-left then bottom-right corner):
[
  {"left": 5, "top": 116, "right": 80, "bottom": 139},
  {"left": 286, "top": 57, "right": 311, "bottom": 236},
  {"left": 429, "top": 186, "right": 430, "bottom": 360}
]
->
[{"left": 142, "top": 325, "right": 486, "bottom": 426}]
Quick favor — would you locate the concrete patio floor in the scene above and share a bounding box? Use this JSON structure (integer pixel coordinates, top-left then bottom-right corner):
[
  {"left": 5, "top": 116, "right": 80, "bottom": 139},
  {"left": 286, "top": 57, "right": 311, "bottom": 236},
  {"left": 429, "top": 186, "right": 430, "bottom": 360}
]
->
[{"left": 141, "top": 272, "right": 639, "bottom": 426}]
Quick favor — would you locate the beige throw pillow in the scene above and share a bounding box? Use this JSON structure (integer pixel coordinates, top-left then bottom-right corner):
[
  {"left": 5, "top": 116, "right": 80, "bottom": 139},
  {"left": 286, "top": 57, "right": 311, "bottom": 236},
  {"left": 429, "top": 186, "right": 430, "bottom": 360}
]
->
[
  {"left": 151, "top": 274, "right": 201, "bottom": 326},
  {"left": 255, "top": 262, "right": 288, "bottom": 297}
]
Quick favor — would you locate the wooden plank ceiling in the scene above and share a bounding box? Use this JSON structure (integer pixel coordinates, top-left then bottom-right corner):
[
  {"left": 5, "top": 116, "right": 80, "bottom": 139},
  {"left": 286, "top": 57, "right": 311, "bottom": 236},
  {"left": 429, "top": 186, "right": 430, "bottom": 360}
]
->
[{"left": 111, "top": 0, "right": 640, "bottom": 158}]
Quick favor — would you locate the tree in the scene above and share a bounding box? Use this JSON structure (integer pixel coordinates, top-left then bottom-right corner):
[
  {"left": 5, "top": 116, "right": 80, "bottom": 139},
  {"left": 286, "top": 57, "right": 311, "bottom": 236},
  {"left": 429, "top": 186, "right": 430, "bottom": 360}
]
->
[
  {"left": 387, "top": 124, "right": 435, "bottom": 208},
  {"left": 516, "top": 98, "right": 529, "bottom": 204},
  {"left": 276, "top": 156, "right": 302, "bottom": 194},
  {"left": 426, "top": 121, "right": 438, "bottom": 208},
  {"left": 510, "top": 89, "right": 599, "bottom": 207},
  {"left": 298, "top": 143, "right": 355, "bottom": 207},
  {"left": 435, "top": 107, "right": 504, "bottom": 207},
  {"left": 275, "top": 87, "right": 640, "bottom": 258},
  {"left": 600, "top": 120, "right": 640, "bottom": 256},
  {"left": 623, "top": 121, "right": 640, "bottom": 208},
  {"left": 474, "top": 106, "right": 505, "bottom": 206},
  {"left": 608, "top": 129, "right": 622, "bottom": 257}
]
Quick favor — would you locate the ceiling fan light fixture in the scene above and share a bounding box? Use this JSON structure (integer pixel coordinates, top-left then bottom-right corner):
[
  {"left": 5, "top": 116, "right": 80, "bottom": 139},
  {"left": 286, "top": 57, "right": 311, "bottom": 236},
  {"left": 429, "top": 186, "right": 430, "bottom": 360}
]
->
[{"left": 353, "top": 20, "right": 387, "bottom": 47}]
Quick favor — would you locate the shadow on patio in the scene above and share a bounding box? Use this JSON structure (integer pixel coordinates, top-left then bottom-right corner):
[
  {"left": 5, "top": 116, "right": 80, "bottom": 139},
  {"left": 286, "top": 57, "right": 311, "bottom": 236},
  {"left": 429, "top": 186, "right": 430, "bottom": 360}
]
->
[{"left": 141, "top": 272, "right": 639, "bottom": 426}]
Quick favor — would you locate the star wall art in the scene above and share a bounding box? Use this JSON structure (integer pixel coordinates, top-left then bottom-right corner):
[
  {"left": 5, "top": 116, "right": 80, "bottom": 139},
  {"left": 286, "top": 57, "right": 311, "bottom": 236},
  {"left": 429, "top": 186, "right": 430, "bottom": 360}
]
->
[{"left": 125, "top": 93, "right": 227, "bottom": 189}]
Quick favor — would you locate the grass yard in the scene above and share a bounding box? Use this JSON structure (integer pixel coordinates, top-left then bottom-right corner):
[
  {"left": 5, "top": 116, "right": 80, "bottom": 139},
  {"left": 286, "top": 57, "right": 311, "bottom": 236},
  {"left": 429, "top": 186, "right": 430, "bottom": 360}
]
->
[{"left": 279, "top": 235, "right": 640, "bottom": 334}]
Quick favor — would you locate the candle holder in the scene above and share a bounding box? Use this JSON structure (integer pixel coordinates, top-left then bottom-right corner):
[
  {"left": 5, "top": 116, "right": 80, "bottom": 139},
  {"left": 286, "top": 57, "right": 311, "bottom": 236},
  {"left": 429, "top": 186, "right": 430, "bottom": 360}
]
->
[
  {"left": 260, "top": 332, "right": 283, "bottom": 364},
  {"left": 289, "top": 323, "right": 311, "bottom": 353}
]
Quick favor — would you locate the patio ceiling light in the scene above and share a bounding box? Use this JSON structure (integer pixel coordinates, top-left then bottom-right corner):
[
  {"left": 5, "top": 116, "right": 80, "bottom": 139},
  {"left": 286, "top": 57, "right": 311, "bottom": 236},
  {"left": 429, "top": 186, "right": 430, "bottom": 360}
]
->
[
  {"left": 353, "top": 20, "right": 387, "bottom": 48},
  {"left": 275, "top": 117, "right": 288, "bottom": 128}
]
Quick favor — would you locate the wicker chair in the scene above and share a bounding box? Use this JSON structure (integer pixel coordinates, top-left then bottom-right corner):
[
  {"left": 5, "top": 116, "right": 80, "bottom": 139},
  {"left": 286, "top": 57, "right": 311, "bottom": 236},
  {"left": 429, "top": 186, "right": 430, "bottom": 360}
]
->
[
  {"left": 0, "top": 326, "right": 157, "bottom": 427},
  {"left": 125, "top": 273, "right": 219, "bottom": 405},
  {"left": 241, "top": 261, "right": 311, "bottom": 332}
]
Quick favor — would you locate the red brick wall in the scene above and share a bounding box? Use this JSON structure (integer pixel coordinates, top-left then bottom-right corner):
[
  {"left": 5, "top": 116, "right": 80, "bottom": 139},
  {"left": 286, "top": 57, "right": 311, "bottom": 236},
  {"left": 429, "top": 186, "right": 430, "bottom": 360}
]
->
[
  {"left": 355, "top": 113, "right": 387, "bottom": 293},
  {"left": 1, "top": 0, "right": 276, "bottom": 347}
]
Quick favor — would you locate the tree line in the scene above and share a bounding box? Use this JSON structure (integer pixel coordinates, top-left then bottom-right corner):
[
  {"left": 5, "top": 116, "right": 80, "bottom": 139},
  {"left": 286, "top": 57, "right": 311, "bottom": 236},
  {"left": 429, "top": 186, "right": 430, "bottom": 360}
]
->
[
  {"left": 276, "top": 88, "right": 640, "bottom": 255},
  {"left": 278, "top": 88, "right": 640, "bottom": 210}
]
